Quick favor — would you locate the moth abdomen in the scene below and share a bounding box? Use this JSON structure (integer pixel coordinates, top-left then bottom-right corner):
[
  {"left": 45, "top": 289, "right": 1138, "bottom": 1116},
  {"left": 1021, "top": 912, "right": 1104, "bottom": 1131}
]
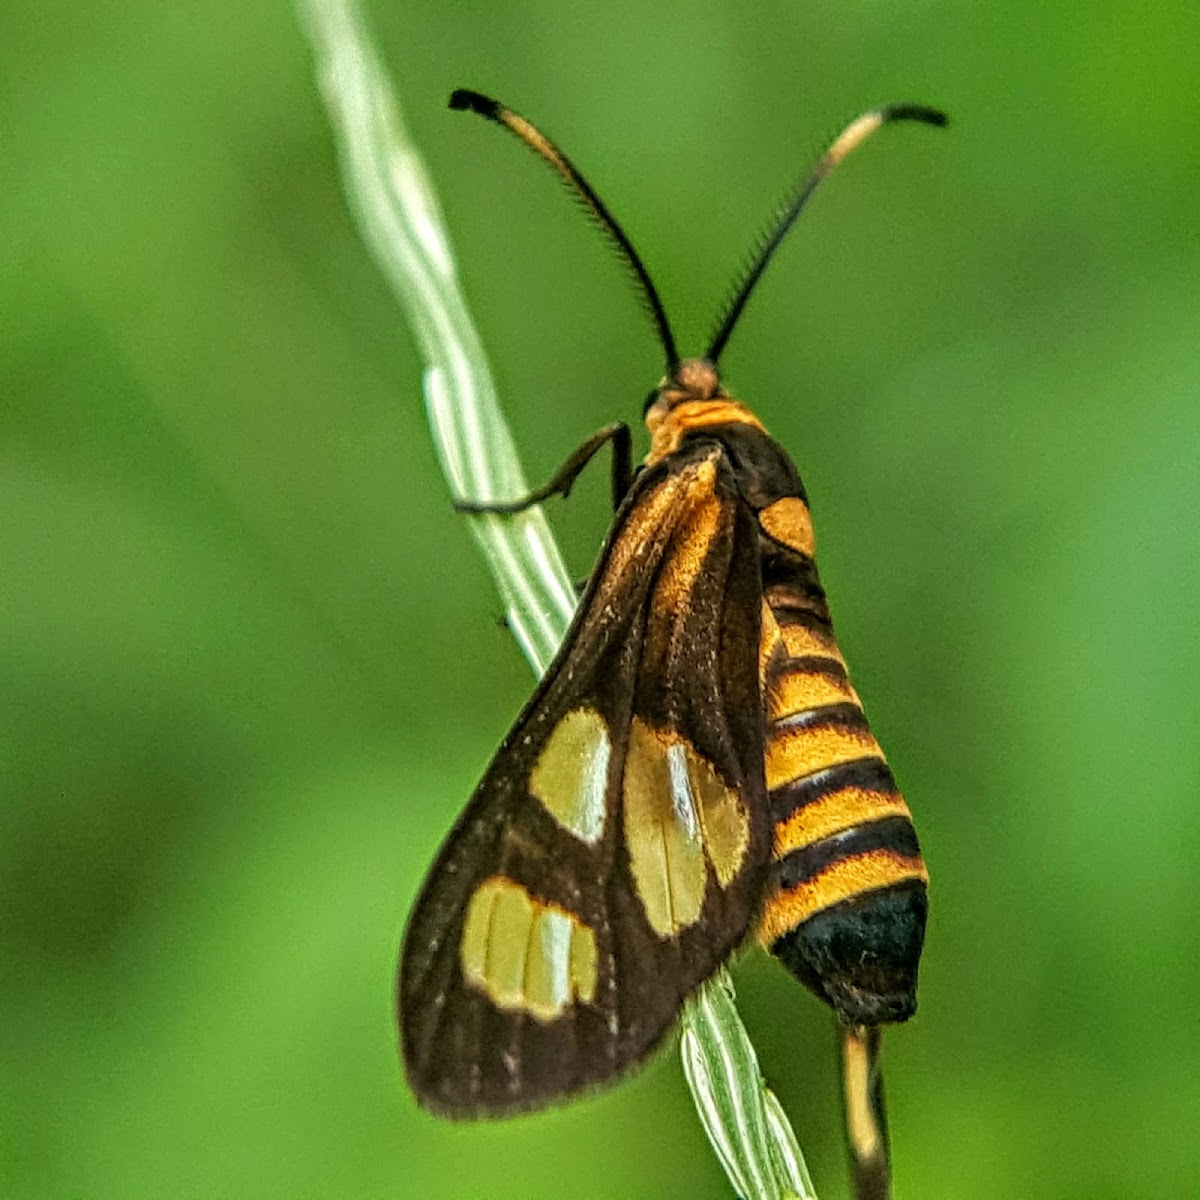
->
[{"left": 756, "top": 500, "right": 927, "bottom": 1027}]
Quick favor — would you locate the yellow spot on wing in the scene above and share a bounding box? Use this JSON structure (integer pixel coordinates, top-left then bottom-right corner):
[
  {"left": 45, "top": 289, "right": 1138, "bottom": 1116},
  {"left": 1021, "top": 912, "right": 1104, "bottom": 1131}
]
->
[
  {"left": 773, "top": 790, "right": 913, "bottom": 859},
  {"left": 623, "top": 721, "right": 707, "bottom": 937},
  {"left": 459, "top": 878, "right": 499, "bottom": 986},
  {"left": 758, "top": 850, "right": 928, "bottom": 944},
  {"left": 459, "top": 877, "right": 598, "bottom": 1021},
  {"left": 759, "top": 497, "right": 815, "bottom": 557},
  {"left": 765, "top": 724, "right": 882, "bottom": 791},
  {"left": 529, "top": 707, "right": 610, "bottom": 843},
  {"left": 685, "top": 742, "right": 750, "bottom": 887},
  {"left": 524, "top": 906, "right": 572, "bottom": 1017},
  {"left": 622, "top": 718, "right": 749, "bottom": 936},
  {"left": 569, "top": 922, "right": 598, "bottom": 1005},
  {"left": 485, "top": 880, "right": 534, "bottom": 1006}
]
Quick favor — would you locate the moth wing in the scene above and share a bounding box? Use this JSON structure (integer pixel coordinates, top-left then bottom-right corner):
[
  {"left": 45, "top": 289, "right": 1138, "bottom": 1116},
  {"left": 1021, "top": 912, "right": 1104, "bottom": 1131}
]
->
[{"left": 400, "top": 444, "right": 771, "bottom": 1116}]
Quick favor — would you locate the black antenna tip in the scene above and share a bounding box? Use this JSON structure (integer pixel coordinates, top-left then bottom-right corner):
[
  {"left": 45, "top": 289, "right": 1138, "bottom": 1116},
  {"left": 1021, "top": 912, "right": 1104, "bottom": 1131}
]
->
[
  {"left": 880, "top": 104, "right": 949, "bottom": 128},
  {"left": 449, "top": 89, "right": 499, "bottom": 116}
]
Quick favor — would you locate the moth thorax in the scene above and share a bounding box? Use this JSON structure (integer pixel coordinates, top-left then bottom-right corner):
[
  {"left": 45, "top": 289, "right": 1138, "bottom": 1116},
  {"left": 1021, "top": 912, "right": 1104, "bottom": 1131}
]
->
[
  {"left": 643, "top": 361, "right": 767, "bottom": 468},
  {"left": 645, "top": 359, "right": 723, "bottom": 457}
]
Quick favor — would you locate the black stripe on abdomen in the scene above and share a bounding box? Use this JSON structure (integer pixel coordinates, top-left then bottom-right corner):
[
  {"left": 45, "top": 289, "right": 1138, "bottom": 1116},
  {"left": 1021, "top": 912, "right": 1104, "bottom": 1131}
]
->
[
  {"left": 775, "top": 815, "right": 921, "bottom": 891},
  {"left": 767, "top": 757, "right": 899, "bottom": 826}
]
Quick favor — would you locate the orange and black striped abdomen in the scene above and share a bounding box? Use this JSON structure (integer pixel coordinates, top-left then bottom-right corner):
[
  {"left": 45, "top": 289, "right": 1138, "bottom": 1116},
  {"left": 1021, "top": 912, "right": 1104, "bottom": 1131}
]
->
[{"left": 754, "top": 490, "right": 928, "bottom": 1027}]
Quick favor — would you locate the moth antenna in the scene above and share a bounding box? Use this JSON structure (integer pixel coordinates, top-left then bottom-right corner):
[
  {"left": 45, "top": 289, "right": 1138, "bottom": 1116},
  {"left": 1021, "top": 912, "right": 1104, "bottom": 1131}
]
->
[
  {"left": 706, "top": 104, "right": 947, "bottom": 365},
  {"left": 450, "top": 89, "right": 680, "bottom": 373}
]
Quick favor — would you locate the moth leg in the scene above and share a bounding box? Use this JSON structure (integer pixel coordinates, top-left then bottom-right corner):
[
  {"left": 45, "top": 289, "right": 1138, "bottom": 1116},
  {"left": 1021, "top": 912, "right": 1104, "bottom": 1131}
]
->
[
  {"left": 454, "top": 422, "right": 633, "bottom": 515},
  {"left": 841, "top": 1024, "right": 893, "bottom": 1200}
]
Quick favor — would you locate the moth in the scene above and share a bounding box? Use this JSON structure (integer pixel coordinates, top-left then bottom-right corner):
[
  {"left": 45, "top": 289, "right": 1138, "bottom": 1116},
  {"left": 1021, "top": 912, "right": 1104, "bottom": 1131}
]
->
[{"left": 400, "top": 89, "right": 945, "bottom": 1118}]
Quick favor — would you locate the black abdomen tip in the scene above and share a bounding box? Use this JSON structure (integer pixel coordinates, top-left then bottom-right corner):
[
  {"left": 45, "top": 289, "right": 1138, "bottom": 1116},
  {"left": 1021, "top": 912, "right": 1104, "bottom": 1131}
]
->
[{"left": 772, "top": 882, "right": 927, "bottom": 1025}]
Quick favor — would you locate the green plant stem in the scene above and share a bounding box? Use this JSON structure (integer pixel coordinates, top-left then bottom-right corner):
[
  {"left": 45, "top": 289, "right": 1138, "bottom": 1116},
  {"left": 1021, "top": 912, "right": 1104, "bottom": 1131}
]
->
[{"left": 298, "top": 3, "right": 816, "bottom": 1195}]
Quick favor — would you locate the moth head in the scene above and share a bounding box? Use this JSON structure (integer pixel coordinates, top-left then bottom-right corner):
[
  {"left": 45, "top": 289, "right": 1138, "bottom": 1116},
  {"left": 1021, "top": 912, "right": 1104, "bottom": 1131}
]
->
[{"left": 644, "top": 358, "right": 725, "bottom": 424}]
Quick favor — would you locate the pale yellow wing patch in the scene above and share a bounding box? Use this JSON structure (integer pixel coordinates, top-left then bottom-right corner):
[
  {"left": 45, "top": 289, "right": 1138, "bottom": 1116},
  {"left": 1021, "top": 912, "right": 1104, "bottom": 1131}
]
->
[
  {"left": 529, "top": 706, "right": 611, "bottom": 844},
  {"left": 622, "top": 717, "right": 750, "bottom": 937},
  {"left": 681, "top": 740, "right": 751, "bottom": 887},
  {"left": 622, "top": 720, "right": 707, "bottom": 936},
  {"left": 459, "top": 876, "right": 598, "bottom": 1021}
]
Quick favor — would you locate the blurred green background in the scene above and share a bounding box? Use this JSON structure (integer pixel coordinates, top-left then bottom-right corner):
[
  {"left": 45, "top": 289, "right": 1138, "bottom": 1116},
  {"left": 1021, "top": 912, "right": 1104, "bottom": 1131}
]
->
[{"left": 4, "top": 1, "right": 1199, "bottom": 1197}]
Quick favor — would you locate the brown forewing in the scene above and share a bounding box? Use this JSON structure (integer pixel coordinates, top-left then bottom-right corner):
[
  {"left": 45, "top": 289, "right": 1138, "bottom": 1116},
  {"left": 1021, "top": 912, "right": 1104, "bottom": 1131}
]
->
[{"left": 399, "top": 441, "right": 770, "bottom": 1117}]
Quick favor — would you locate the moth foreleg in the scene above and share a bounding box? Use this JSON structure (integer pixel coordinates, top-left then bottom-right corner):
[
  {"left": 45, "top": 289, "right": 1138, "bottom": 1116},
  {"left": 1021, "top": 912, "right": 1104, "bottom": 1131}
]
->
[{"left": 453, "top": 422, "right": 632, "bottom": 515}]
